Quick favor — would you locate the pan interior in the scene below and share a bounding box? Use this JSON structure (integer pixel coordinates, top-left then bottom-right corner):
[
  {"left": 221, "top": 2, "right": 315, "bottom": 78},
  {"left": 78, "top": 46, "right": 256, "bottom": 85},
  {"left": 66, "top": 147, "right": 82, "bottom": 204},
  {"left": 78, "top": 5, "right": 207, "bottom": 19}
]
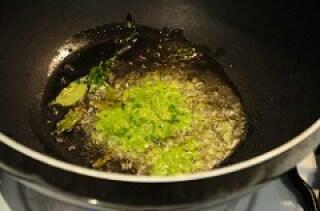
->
[{"left": 31, "top": 23, "right": 247, "bottom": 176}]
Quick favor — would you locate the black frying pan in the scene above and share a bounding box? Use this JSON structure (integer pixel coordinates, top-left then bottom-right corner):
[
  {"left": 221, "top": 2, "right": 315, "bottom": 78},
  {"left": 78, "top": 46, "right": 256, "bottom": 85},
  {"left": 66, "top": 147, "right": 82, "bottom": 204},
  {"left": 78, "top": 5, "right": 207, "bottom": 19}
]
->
[{"left": 0, "top": 0, "right": 319, "bottom": 208}]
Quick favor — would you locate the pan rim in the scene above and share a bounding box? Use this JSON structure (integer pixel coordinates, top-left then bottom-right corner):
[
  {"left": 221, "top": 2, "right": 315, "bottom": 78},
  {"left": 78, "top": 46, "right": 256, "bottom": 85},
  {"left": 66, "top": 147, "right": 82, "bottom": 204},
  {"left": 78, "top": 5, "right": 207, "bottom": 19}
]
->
[{"left": 0, "top": 118, "right": 319, "bottom": 183}]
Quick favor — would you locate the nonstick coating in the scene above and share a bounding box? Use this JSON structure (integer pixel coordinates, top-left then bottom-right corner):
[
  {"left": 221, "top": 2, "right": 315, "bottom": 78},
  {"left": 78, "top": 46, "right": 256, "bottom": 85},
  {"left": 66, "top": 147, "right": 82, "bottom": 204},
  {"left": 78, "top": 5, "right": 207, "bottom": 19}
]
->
[
  {"left": 33, "top": 23, "right": 244, "bottom": 170},
  {"left": 0, "top": 0, "right": 319, "bottom": 207}
]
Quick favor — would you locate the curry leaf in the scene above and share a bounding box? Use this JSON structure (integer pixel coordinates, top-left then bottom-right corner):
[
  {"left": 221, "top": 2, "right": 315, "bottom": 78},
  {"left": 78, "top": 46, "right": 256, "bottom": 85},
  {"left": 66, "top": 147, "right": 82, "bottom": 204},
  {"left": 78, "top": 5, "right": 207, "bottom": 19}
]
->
[
  {"left": 88, "top": 65, "right": 105, "bottom": 86},
  {"left": 56, "top": 107, "right": 85, "bottom": 134},
  {"left": 126, "top": 13, "right": 135, "bottom": 29},
  {"left": 50, "top": 81, "right": 87, "bottom": 106},
  {"left": 88, "top": 60, "right": 117, "bottom": 87}
]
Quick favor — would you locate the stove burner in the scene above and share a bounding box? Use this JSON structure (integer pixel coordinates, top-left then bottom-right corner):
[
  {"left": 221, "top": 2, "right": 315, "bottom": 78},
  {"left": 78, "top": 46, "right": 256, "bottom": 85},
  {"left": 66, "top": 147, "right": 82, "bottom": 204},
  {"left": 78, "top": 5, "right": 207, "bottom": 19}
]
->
[{"left": 1, "top": 154, "right": 319, "bottom": 211}]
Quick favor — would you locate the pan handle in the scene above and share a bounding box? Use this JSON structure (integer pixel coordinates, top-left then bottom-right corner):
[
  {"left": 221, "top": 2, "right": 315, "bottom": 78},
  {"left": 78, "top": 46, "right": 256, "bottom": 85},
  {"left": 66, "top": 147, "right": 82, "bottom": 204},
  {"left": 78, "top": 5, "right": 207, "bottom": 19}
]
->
[
  {"left": 0, "top": 172, "right": 12, "bottom": 211},
  {"left": 288, "top": 168, "right": 320, "bottom": 211}
]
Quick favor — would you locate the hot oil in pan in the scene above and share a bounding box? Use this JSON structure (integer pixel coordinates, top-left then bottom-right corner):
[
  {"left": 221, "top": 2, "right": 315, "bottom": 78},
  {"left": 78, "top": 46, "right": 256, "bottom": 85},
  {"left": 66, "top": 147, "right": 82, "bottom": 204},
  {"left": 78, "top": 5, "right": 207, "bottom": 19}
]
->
[{"left": 38, "top": 22, "right": 247, "bottom": 176}]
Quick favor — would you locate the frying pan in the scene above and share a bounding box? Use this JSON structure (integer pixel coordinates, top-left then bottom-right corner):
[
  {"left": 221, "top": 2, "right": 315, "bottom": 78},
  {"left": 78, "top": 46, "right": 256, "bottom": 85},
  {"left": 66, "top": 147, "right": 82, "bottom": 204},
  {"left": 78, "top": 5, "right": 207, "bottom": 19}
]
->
[{"left": 0, "top": 0, "right": 319, "bottom": 209}]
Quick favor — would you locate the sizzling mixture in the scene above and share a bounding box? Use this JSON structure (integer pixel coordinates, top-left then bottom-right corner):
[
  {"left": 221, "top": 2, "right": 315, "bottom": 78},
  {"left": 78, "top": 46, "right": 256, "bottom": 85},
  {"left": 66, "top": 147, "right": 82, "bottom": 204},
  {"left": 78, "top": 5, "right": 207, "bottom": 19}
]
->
[{"left": 47, "top": 19, "right": 247, "bottom": 176}]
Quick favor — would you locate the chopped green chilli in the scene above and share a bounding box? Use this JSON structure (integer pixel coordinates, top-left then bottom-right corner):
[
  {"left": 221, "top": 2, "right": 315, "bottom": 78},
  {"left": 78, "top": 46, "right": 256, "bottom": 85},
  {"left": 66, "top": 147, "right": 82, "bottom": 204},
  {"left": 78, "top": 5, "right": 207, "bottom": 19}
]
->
[
  {"left": 149, "top": 139, "right": 202, "bottom": 176},
  {"left": 95, "top": 79, "right": 192, "bottom": 154}
]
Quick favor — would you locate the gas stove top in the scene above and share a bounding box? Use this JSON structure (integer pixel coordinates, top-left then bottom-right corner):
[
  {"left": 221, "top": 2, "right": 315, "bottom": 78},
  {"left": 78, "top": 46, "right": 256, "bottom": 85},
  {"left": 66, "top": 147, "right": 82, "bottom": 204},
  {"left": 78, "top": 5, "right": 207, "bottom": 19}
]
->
[{"left": 1, "top": 153, "right": 319, "bottom": 211}]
